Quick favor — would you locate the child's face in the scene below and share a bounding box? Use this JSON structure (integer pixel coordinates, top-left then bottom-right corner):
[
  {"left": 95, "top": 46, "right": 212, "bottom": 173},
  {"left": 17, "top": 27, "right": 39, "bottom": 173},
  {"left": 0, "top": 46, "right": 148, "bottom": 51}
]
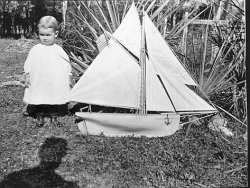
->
[{"left": 38, "top": 27, "right": 58, "bottom": 46}]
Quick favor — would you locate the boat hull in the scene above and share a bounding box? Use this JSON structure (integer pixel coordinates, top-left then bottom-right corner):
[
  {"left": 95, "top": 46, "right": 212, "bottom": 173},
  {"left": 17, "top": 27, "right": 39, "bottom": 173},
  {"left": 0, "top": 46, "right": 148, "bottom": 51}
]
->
[{"left": 75, "top": 112, "right": 180, "bottom": 137}]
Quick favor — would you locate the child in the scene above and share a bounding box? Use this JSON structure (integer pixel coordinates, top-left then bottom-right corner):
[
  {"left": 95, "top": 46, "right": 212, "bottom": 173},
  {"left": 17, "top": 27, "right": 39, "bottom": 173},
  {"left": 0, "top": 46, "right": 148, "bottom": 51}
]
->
[{"left": 23, "top": 16, "right": 72, "bottom": 127}]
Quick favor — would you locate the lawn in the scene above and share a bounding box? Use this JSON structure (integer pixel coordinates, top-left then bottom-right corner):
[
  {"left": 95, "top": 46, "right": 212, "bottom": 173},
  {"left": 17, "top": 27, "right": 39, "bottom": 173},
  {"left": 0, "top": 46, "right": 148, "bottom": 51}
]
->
[{"left": 0, "top": 38, "right": 247, "bottom": 188}]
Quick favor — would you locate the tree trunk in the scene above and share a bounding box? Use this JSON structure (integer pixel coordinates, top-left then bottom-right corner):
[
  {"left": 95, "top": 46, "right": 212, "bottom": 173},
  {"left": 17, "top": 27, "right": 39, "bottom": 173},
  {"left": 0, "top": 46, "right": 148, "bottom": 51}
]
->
[
  {"left": 181, "top": 11, "right": 188, "bottom": 63},
  {"left": 232, "top": 82, "right": 239, "bottom": 117},
  {"left": 62, "top": 0, "right": 68, "bottom": 29}
]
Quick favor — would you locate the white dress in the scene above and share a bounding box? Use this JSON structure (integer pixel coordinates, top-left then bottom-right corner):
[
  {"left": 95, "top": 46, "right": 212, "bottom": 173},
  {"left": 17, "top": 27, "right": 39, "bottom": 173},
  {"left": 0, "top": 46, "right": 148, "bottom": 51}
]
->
[{"left": 23, "top": 43, "right": 71, "bottom": 105}]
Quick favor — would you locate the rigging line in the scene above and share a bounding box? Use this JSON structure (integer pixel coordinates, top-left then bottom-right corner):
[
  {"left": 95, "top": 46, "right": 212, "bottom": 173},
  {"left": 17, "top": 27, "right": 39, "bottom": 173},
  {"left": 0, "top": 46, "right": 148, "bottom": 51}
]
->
[
  {"left": 144, "top": 45, "right": 216, "bottom": 114},
  {"left": 177, "top": 110, "right": 217, "bottom": 114},
  {"left": 104, "top": 31, "right": 140, "bottom": 64},
  {"left": 145, "top": 49, "right": 177, "bottom": 112},
  {"left": 104, "top": 31, "right": 143, "bottom": 112},
  {"left": 158, "top": 28, "right": 218, "bottom": 111},
  {"left": 179, "top": 113, "right": 215, "bottom": 126},
  {"left": 144, "top": 8, "right": 201, "bottom": 87},
  {"left": 157, "top": 75, "right": 177, "bottom": 112}
]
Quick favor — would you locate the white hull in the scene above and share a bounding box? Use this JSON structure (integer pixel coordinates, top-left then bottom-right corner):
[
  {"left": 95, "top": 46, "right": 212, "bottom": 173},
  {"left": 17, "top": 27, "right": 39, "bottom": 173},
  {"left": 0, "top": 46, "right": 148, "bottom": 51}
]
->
[{"left": 75, "top": 112, "right": 180, "bottom": 137}]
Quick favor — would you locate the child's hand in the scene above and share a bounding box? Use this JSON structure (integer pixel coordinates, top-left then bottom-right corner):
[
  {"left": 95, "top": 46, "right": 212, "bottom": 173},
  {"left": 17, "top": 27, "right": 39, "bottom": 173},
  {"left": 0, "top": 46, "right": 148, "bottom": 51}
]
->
[{"left": 24, "top": 73, "right": 31, "bottom": 88}]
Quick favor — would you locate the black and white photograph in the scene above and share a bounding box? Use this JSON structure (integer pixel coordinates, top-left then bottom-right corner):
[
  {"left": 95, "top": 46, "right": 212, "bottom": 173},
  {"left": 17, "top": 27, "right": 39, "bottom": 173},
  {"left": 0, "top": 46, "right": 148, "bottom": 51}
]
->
[{"left": 0, "top": 0, "right": 247, "bottom": 187}]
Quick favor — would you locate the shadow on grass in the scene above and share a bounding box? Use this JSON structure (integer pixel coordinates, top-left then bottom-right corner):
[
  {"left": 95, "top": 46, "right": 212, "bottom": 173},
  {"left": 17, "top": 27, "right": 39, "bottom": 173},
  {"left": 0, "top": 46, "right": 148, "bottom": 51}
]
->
[{"left": 0, "top": 136, "right": 79, "bottom": 188}]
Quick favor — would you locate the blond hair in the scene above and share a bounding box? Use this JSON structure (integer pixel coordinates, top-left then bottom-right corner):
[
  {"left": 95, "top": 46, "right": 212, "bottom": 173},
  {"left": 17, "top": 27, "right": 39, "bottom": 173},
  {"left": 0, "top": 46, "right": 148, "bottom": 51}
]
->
[{"left": 38, "top": 16, "right": 59, "bottom": 31}]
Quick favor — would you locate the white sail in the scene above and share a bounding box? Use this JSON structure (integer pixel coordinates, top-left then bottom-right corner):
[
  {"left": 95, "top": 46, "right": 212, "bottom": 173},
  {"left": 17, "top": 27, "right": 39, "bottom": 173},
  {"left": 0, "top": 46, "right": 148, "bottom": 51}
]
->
[
  {"left": 70, "top": 3, "right": 216, "bottom": 113},
  {"left": 70, "top": 39, "right": 140, "bottom": 109},
  {"left": 112, "top": 2, "right": 141, "bottom": 57},
  {"left": 70, "top": 3, "right": 218, "bottom": 137},
  {"left": 70, "top": 2, "right": 143, "bottom": 108},
  {"left": 143, "top": 14, "right": 216, "bottom": 112},
  {"left": 70, "top": 37, "right": 176, "bottom": 112},
  {"left": 144, "top": 14, "right": 197, "bottom": 86},
  {"left": 70, "top": 3, "right": 176, "bottom": 112},
  {"left": 159, "top": 76, "right": 216, "bottom": 113},
  {"left": 146, "top": 57, "right": 175, "bottom": 112}
]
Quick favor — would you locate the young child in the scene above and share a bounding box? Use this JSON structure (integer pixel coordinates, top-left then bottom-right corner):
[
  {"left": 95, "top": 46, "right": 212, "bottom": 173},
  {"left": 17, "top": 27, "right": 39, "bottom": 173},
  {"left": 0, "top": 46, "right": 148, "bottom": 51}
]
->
[{"left": 23, "top": 16, "right": 72, "bottom": 127}]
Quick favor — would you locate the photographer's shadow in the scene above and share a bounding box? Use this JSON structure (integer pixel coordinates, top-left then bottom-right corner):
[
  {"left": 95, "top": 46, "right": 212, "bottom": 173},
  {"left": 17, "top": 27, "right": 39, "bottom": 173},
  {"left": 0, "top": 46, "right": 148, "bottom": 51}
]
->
[{"left": 0, "top": 137, "right": 78, "bottom": 188}]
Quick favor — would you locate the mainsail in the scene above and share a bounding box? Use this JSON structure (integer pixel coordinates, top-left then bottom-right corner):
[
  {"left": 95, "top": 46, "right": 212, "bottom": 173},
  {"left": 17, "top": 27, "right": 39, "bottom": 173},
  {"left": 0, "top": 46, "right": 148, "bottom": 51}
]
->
[{"left": 70, "top": 2, "right": 217, "bottom": 114}]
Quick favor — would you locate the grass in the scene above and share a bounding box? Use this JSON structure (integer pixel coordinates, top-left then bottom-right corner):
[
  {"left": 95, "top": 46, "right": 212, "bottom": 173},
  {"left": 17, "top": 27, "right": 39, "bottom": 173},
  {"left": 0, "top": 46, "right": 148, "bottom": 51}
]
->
[{"left": 0, "top": 38, "right": 247, "bottom": 187}]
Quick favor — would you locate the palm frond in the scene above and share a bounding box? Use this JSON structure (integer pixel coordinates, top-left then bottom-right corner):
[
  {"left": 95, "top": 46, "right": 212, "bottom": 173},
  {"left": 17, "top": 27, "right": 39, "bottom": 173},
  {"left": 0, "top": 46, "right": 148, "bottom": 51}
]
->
[
  {"left": 105, "top": 0, "right": 119, "bottom": 31},
  {"left": 150, "top": 0, "right": 171, "bottom": 20},
  {"left": 95, "top": 0, "right": 114, "bottom": 32},
  {"left": 146, "top": 0, "right": 157, "bottom": 13}
]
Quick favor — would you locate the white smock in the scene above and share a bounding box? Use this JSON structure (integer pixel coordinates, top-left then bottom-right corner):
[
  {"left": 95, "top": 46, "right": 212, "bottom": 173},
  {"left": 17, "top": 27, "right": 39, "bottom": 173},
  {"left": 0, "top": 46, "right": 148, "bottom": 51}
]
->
[{"left": 23, "top": 43, "right": 71, "bottom": 105}]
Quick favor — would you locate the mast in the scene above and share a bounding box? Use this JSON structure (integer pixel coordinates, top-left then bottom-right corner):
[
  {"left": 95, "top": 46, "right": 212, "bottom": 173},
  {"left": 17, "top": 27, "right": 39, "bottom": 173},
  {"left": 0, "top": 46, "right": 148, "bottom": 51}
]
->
[{"left": 139, "top": 12, "right": 147, "bottom": 114}]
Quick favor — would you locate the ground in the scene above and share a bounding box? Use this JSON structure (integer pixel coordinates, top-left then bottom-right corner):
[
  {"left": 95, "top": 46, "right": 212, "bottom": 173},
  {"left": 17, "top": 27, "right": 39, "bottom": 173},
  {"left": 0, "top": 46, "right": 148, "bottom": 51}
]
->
[{"left": 0, "top": 38, "right": 247, "bottom": 188}]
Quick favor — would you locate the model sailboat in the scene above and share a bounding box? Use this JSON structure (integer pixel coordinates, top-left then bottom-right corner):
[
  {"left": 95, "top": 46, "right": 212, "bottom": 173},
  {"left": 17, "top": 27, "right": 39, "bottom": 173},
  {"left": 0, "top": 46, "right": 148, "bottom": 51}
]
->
[{"left": 70, "top": 3, "right": 217, "bottom": 137}]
